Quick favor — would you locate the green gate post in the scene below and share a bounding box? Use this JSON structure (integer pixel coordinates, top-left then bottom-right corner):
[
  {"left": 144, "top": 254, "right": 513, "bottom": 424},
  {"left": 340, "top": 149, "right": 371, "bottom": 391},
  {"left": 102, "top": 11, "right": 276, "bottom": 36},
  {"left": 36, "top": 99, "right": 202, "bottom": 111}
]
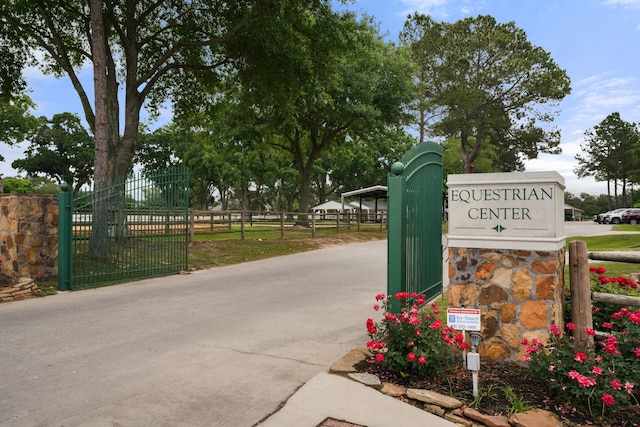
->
[
  {"left": 387, "top": 162, "right": 406, "bottom": 314},
  {"left": 58, "top": 183, "right": 72, "bottom": 291}
]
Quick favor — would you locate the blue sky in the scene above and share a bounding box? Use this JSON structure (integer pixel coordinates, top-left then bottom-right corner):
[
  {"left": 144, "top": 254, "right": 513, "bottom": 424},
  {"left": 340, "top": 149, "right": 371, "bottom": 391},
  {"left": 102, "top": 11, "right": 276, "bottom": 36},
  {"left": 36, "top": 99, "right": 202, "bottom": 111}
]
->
[{"left": 3, "top": 0, "right": 640, "bottom": 197}]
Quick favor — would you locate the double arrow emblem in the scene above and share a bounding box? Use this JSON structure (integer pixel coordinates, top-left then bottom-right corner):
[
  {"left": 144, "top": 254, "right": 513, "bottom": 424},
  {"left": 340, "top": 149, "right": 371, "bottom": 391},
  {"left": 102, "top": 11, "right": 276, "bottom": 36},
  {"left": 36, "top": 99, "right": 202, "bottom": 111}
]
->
[{"left": 492, "top": 225, "right": 506, "bottom": 233}]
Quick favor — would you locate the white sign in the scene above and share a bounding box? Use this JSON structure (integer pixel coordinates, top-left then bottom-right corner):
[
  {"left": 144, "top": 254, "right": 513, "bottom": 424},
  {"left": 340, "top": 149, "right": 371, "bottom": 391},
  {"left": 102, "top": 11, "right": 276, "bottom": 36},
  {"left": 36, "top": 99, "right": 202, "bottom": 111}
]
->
[
  {"left": 447, "top": 308, "right": 481, "bottom": 331},
  {"left": 446, "top": 171, "right": 566, "bottom": 251}
]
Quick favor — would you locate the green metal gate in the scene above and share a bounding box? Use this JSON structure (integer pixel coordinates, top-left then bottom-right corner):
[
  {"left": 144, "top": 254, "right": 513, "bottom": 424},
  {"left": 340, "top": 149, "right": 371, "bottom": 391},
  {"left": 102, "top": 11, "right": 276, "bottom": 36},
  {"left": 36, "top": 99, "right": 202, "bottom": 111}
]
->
[
  {"left": 58, "top": 167, "right": 190, "bottom": 290},
  {"left": 387, "top": 141, "right": 443, "bottom": 310}
]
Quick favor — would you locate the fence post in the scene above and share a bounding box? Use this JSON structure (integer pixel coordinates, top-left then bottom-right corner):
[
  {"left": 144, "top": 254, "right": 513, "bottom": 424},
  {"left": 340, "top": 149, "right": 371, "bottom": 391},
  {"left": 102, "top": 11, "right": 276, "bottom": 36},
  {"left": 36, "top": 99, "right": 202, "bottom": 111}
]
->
[
  {"left": 311, "top": 211, "right": 316, "bottom": 237},
  {"left": 336, "top": 212, "right": 340, "bottom": 235},
  {"left": 569, "top": 240, "right": 594, "bottom": 346},
  {"left": 387, "top": 162, "right": 406, "bottom": 313},
  {"left": 240, "top": 209, "right": 246, "bottom": 240},
  {"left": 189, "top": 208, "right": 194, "bottom": 242},
  {"left": 57, "top": 183, "right": 73, "bottom": 291},
  {"left": 280, "top": 211, "right": 285, "bottom": 239}
]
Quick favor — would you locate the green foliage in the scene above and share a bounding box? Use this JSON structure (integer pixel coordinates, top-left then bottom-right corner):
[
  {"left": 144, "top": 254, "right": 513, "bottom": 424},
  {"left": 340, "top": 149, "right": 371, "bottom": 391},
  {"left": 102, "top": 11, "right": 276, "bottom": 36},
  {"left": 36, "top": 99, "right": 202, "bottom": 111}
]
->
[
  {"left": 2, "top": 177, "right": 36, "bottom": 194},
  {"left": 0, "top": 94, "right": 38, "bottom": 161},
  {"left": 365, "top": 293, "right": 468, "bottom": 379},
  {"left": 526, "top": 315, "right": 640, "bottom": 421},
  {"left": 205, "top": 8, "right": 415, "bottom": 213},
  {"left": 400, "top": 14, "right": 571, "bottom": 174},
  {"left": 0, "top": 29, "right": 27, "bottom": 98},
  {"left": 11, "top": 112, "right": 94, "bottom": 194},
  {"left": 503, "top": 386, "right": 533, "bottom": 415},
  {"left": 575, "top": 113, "right": 640, "bottom": 208}
]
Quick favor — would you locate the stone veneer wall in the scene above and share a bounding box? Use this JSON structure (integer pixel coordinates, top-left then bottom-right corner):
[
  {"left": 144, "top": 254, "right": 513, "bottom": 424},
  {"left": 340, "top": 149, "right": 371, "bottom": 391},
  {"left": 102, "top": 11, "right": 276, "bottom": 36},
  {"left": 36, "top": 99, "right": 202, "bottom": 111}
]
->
[
  {"left": 448, "top": 247, "right": 565, "bottom": 362},
  {"left": 0, "top": 194, "right": 59, "bottom": 280}
]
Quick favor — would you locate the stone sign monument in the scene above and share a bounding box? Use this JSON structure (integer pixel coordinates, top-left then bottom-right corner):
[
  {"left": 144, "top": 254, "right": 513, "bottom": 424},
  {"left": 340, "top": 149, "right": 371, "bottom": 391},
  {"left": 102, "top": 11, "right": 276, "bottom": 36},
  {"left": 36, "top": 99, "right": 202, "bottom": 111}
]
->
[{"left": 446, "top": 171, "right": 566, "bottom": 361}]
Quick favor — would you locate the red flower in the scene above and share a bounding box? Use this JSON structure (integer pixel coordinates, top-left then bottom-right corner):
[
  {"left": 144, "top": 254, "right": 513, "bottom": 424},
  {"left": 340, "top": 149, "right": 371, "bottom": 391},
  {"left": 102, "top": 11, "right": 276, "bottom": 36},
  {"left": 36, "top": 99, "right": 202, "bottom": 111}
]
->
[
  {"left": 602, "top": 393, "right": 615, "bottom": 406},
  {"left": 611, "top": 379, "right": 622, "bottom": 390},
  {"left": 407, "top": 352, "right": 416, "bottom": 362},
  {"left": 566, "top": 322, "right": 576, "bottom": 331},
  {"left": 366, "top": 318, "right": 377, "bottom": 335},
  {"left": 418, "top": 356, "right": 427, "bottom": 365},
  {"left": 375, "top": 353, "right": 384, "bottom": 362},
  {"left": 585, "top": 328, "right": 596, "bottom": 336},
  {"left": 574, "top": 352, "right": 588, "bottom": 362}
]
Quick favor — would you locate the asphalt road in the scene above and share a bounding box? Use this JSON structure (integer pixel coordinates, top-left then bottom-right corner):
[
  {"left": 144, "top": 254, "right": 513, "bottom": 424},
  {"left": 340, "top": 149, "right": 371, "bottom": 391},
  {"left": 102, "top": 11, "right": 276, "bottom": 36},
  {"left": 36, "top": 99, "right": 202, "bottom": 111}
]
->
[{"left": 0, "top": 240, "right": 387, "bottom": 427}]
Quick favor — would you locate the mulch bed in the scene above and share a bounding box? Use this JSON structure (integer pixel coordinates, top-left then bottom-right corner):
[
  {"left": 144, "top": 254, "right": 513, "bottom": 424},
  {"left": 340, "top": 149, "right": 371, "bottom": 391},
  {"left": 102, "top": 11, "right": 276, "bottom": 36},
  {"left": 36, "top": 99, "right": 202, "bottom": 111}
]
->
[{"left": 355, "top": 358, "right": 640, "bottom": 426}]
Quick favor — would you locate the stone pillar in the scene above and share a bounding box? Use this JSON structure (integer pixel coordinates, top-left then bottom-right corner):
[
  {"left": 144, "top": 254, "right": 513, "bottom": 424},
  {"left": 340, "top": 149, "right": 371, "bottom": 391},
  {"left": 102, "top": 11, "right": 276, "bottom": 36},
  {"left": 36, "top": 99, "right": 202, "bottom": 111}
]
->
[
  {"left": 446, "top": 171, "right": 566, "bottom": 362},
  {"left": 0, "top": 194, "right": 59, "bottom": 281},
  {"left": 448, "top": 247, "right": 565, "bottom": 361}
]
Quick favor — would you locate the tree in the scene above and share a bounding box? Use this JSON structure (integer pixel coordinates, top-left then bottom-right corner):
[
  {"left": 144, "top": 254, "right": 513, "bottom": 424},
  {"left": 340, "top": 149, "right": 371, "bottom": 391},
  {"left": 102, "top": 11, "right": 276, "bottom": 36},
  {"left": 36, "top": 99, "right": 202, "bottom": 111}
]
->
[
  {"left": 575, "top": 112, "right": 640, "bottom": 208},
  {"left": 0, "top": 29, "right": 26, "bottom": 98},
  {"left": 0, "top": 94, "right": 38, "bottom": 163},
  {"left": 226, "top": 10, "right": 414, "bottom": 216},
  {"left": 2, "top": 177, "right": 36, "bottom": 194},
  {"left": 0, "top": 0, "right": 300, "bottom": 185},
  {"left": 400, "top": 14, "right": 571, "bottom": 173},
  {"left": 12, "top": 112, "right": 94, "bottom": 195}
]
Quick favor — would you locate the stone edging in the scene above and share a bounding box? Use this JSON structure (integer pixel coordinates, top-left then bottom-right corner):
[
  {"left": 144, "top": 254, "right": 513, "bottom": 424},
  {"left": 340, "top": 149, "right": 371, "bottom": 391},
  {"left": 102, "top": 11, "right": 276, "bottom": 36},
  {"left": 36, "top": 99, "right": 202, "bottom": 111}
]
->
[
  {"left": 329, "top": 348, "right": 565, "bottom": 427},
  {"left": 0, "top": 278, "right": 38, "bottom": 303}
]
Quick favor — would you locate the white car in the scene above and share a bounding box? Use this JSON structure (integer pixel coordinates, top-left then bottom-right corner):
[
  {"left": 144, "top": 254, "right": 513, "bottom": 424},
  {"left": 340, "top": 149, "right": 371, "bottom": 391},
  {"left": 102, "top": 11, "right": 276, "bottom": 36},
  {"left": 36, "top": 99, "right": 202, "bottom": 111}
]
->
[{"left": 603, "top": 208, "right": 632, "bottom": 224}]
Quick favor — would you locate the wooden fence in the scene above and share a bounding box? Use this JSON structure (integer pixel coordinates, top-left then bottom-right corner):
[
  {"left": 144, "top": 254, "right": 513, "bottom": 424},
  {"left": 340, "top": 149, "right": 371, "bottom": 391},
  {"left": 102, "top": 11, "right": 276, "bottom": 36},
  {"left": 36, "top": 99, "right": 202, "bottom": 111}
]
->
[
  {"left": 568, "top": 240, "right": 640, "bottom": 345},
  {"left": 188, "top": 210, "right": 387, "bottom": 241}
]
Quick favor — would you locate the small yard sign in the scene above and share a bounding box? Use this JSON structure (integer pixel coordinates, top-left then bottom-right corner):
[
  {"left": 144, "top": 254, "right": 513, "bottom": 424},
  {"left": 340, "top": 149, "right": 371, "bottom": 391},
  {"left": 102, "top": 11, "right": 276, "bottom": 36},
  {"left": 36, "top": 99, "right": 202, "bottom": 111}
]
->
[{"left": 447, "top": 308, "right": 481, "bottom": 331}]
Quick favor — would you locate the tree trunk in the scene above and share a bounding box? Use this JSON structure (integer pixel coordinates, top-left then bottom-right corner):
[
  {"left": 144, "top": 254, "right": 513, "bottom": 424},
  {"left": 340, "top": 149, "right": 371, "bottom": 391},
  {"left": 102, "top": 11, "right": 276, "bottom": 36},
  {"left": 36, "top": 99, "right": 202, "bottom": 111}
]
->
[{"left": 89, "top": 0, "right": 111, "bottom": 257}]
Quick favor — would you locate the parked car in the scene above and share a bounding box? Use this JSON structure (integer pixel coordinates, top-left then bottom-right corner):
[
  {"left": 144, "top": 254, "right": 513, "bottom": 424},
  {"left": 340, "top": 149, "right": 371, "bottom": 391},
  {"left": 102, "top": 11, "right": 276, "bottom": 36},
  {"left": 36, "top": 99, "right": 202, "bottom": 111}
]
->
[
  {"left": 603, "top": 208, "right": 633, "bottom": 224},
  {"left": 621, "top": 208, "right": 640, "bottom": 225},
  {"left": 594, "top": 209, "right": 623, "bottom": 223},
  {"left": 594, "top": 211, "right": 608, "bottom": 223}
]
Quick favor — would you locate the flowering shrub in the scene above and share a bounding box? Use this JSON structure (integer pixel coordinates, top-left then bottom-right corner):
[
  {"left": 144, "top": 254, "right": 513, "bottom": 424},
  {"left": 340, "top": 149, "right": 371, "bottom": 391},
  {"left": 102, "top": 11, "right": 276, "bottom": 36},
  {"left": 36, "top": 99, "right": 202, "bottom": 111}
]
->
[
  {"left": 525, "top": 311, "right": 640, "bottom": 419},
  {"left": 365, "top": 292, "right": 468, "bottom": 379},
  {"left": 589, "top": 266, "right": 640, "bottom": 329}
]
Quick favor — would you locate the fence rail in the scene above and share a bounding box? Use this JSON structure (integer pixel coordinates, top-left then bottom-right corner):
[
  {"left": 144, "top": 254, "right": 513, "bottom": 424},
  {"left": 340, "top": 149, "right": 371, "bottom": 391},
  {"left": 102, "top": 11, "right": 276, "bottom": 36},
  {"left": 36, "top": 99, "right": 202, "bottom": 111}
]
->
[
  {"left": 569, "top": 240, "right": 640, "bottom": 345},
  {"left": 188, "top": 210, "right": 387, "bottom": 240}
]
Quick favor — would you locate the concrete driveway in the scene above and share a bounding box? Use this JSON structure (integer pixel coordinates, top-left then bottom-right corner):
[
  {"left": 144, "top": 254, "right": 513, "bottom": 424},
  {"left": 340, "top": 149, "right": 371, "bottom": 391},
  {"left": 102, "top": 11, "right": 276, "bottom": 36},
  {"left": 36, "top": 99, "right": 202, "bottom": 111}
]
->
[{"left": 0, "top": 240, "right": 387, "bottom": 427}]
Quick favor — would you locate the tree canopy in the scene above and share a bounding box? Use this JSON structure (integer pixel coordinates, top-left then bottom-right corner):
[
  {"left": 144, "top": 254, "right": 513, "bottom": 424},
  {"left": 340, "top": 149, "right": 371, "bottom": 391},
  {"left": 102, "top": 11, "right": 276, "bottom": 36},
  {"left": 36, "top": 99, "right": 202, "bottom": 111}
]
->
[
  {"left": 400, "top": 14, "right": 571, "bottom": 173},
  {"left": 0, "top": 0, "right": 327, "bottom": 185},
  {"left": 575, "top": 112, "right": 640, "bottom": 208},
  {"left": 205, "top": 9, "right": 415, "bottom": 214},
  {"left": 0, "top": 94, "right": 38, "bottom": 164},
  {"left": 11, "top": 112, "right": 94, "bottom": 194}
]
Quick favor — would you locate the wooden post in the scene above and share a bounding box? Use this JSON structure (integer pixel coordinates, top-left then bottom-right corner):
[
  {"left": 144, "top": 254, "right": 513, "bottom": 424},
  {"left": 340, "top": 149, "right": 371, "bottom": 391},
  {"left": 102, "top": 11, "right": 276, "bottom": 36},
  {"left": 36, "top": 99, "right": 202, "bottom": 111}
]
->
[
  {"left": 569, "top": 240, "right": 594, "bottom": 346},
  {"left": 336, "top": 212, "right": 340, "bottom": 235},
  {"left": 240, "top": 209, "right": 245, "bottom": 240},
  {"left": 210, "top": 212, "right": 214, "bottom": 231},
  {"left": 189, "top": 208, "right": 195, "bottom": 242},
  {"left": 280, "top": 211, "right": 285, "bottom": 239},
  {"left": 311, "top": 211, "right": 316, "bottom": 237},
  {"left": 228, "top": 212, "right": 232, "bottom": 230}
]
